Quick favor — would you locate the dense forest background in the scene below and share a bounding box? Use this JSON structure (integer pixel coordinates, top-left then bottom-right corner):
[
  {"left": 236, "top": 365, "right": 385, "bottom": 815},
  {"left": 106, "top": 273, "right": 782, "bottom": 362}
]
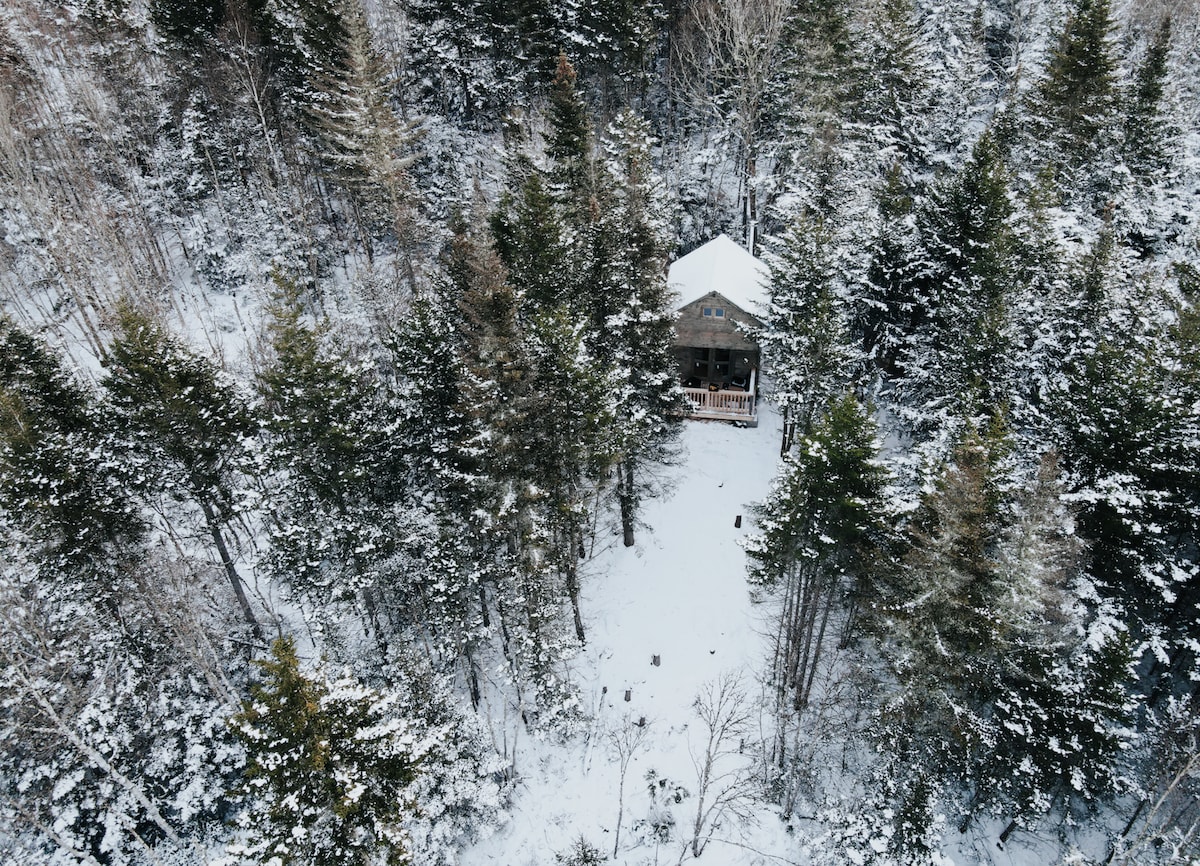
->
[{"left": 2, "top": 0, "right": 1199, "bottom": 863}]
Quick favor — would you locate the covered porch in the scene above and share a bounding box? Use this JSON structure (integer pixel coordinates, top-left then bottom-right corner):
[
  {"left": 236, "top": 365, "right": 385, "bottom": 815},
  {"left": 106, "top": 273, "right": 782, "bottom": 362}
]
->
[
  {"left": 678, "top": 346, "right": 759, "bottom": 426},
  {"left": 682, "top": 384, "right": 757, "bottom": 425}
]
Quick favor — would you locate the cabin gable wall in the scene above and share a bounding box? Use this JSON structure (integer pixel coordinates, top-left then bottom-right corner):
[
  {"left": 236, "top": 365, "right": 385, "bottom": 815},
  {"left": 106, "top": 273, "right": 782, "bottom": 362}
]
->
[{"left": 674, "top": 292, "right": 761, "bottom": 351}]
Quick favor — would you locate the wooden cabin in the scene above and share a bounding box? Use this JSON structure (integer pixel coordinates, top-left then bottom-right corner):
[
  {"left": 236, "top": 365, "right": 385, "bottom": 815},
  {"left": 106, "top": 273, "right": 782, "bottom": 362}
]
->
[{"left": 668, "top": 234, "right": 768, "bottom": 426}]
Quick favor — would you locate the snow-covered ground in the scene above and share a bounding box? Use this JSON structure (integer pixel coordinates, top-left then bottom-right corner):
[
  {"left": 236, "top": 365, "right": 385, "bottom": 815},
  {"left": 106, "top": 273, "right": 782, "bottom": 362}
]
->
[{"left": 463, "top": 407, "right": 793, "bottom": 866}]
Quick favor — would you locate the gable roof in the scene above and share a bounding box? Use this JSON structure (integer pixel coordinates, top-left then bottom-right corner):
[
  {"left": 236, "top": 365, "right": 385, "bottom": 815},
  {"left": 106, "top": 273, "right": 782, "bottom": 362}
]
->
[{"left": 668, "top": 233, "right": 770, "bottom": 316}]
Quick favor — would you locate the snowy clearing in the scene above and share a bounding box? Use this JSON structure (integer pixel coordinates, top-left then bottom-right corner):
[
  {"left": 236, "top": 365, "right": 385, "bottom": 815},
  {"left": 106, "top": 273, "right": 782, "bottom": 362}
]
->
[{"left": 463, "top": 408, "right": 791, "bottom": 866}]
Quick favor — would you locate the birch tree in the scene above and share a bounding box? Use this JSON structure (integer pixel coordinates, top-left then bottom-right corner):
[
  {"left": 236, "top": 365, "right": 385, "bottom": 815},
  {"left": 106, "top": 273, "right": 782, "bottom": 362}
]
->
[{"left": 670, "top": 0, "right": 789, "bottom": 253}]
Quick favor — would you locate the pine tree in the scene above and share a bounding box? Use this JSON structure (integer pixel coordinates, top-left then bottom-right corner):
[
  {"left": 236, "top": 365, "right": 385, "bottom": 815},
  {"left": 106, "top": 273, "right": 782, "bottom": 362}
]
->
[
  {"left": 1036, "top": 0, "right": 1119, "bottom": 162},
  {"left": 103, "top": 305, "right": 264, "bottom": 640},
  {"left": 759, "top": 217, "right": 853, "bottom": 453},
  {"left": 230, "top": 637, "right": 423, "bottom": 866},
  {"left": 744, "top": 394, "right": 887, "bottom": 810}
]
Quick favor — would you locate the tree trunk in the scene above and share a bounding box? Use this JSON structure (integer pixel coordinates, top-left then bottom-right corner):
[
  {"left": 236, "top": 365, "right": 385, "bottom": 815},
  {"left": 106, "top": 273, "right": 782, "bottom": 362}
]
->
[
  {"left": 618, "top": 459, "right": 636, "bottom": 547},
  {"left": 565, "top": 529, "right": 587, "bottom": 644},
  {"left": 798, "top": 575, "right": 836, "bottom": 710},
  {"left": 199, "top": 499, "right": 263, "bottom": 642}
]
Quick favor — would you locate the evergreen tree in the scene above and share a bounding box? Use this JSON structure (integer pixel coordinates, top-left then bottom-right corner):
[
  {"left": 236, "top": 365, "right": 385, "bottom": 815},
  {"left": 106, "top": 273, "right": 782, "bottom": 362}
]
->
[
  {"left": 0, "top": 318, "right": 143, "bottom": 602},
  {"left": 404, "top": 0, "right": 501, "bottom": 121},
  {"left": 594, "top": 110, "right": 684, "bottom": 548},
  {"left": 900, "top": 131, "right": 1018, "bottom": 418},
  {"left": 768, "top": 0, "right": 860, "bottom": 215},
  {"left": 575, "top": 0, "right": 665, "bottom": 102},
  {"left": 1124, "top": 16, "right": 1174, "bottom": 177},
  {"left": 1051, "top": 334, "right": 1200, "bottom": 681},
  {"left": 0, "top": 321, "right": 242, "bottom": 860},
  {"left": 230, "top": 637, "right": 424, "bottom": 866},
  {"left": 852, "top": 162, "right": 924, "bottom": 377},
  {"left": 257, "top": 278, "right": 403, "bottom": 645},
  {"left": 447, "top": 215, "right": 584, "bottom": 717},
  {"left": 490, "top": 164, "right": 574, "bottom": 310},
  {"left": 854, "top": 0, "right": 930, "bottom": 170},
  {"left": 303, "top": 0, "right": 421, "bottom": 266},
  {"left": 151, "top": 0, "right": 224, "bottom": 47},
  {"left": 249, "top": 0, "right": 352, "bottom": 112},
  {"left": 759, "top": 217, "right": 853, "bottom": 453},
  {"left": 103, "top": 305, "right": 264, "bottom": 640},
  {"left": 870, "top": 426, "right": 1132, "bottom": 840},
  {"left": 1035, "top": 0, "right": 1120, "bottom": 162},
  {"left": 745, "top": 394, "right": 887, "bottom": 810},
  {"left": 547, "top": 52, "right": 596, "bottom": 222}
]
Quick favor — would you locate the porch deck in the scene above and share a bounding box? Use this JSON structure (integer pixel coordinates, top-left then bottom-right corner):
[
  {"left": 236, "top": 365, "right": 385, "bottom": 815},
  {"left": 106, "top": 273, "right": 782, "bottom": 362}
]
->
[{"left": 683, "top": 386, "right": 758, "bottom": 426}]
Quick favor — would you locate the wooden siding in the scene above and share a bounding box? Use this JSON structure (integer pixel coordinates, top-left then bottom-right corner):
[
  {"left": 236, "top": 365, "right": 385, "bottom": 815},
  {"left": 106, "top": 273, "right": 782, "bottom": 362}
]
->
[{"left": 674, "top": 291, "right": 762, "bottom": 352}]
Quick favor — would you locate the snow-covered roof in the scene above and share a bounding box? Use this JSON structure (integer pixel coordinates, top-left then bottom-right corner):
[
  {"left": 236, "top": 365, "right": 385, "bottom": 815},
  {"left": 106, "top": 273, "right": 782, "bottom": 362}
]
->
[{"left": 668, "top": 233, "right": 769, "bottom": 316}]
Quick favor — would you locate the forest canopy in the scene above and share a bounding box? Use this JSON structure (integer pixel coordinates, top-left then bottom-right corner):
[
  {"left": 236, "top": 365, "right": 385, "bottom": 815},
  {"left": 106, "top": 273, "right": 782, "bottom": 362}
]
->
[{"left": 1, "top": 0, "right": 1199, "bottom": 863}]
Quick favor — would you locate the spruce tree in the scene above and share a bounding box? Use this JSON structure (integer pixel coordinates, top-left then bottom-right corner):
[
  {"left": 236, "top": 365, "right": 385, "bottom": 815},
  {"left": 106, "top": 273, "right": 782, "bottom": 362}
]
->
[
  {"left": 853, "top": 162, "right": 923, "bottom": 377},
  {"left": 870, "top": 424, "right": 1133, "bottom": 838},
  {"left": 855, "top": 0, "right": 929, "bottom": 169},
  {"left": 901, "top": 131, "right": 1017, "bottom": 418},
  {"left": 230, "top": 637, "right": 423, "bottom": 866},
  {"left": 491, "top": 166, "right": 573, "bottom": 310},
  {"left": 0, "top": 317, "right": 143, "bottom": 601},
  {"left": 151, "top": 0, "right": 224, "bottom": 47},
  {"left": 547, "top": 52, "right": 596, "bottom": 222},
  {"left": 1036, "top": 0, "right": 1119, "bottom": 162},
  {"left": 594, "top": 110, "right": 684, "bottom": 548},
  {"left": 103, "top": 305, "right": 264, "bottom": 640},
  {"left": 759, "top": 217, "right": 852, "bottom": 452},
  {"left": 1124, "top": 16, "right": 1174, "bottom": 178},
  {"left": 745, "top": 393, "right": 887, "bottom": 812},
  {"left": 303, "top": 0, "right": 420, "bottom": 266},
  {"left": 257, "top": 278, "right": 402, "bottom": 644}
]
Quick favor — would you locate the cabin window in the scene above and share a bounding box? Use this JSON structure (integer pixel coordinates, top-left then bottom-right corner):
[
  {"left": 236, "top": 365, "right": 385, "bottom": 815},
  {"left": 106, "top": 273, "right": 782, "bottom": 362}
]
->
[
  {"left": 714, "top": 307, "right": 725, "bottom": 318},
  {"left": 701, "top": 306, "right": 726, "bottom": 318},
  {"left": 702, "top": 306, "right": 712, "bottom": 317}
]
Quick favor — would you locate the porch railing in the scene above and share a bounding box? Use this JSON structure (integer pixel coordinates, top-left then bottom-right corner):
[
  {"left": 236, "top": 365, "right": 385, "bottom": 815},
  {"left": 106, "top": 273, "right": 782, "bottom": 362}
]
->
[{"left": 683, "top": 387, "right": 756, "bottom": 422}]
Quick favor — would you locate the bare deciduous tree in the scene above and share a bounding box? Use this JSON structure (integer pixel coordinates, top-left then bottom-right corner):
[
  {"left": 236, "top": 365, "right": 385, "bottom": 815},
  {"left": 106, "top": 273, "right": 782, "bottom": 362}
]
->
[
  {"left": 609, "top": 714, "right": 650, "bottom": 857},
  {"left": 682, "top": 674, "right": 757, "bottom": 861},
  {"left": 669, "top": 0, "right": 789, "bottom": 253}
]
